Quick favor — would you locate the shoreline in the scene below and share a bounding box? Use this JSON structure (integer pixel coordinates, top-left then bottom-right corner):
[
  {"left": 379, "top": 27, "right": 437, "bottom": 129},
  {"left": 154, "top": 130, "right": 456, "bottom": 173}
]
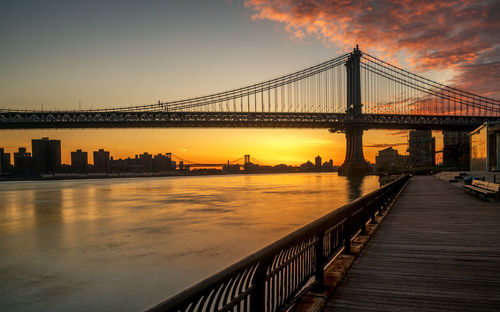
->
[{"left": 0, "top": 169, "right": 347, "bottom": 182}]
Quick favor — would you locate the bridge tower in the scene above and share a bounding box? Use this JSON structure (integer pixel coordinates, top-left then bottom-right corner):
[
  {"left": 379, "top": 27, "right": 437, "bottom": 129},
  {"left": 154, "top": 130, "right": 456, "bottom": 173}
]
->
[{"left": 338, "top": 46, "right": 371, "bottom": 176}]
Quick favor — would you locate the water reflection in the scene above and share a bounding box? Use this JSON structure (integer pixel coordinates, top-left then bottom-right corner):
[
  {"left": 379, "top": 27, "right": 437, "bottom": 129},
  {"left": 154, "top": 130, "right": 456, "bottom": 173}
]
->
[
  {"left": 346, "top": 175, "right": 365, "bottom": 201},
  {"left": 0, "top": 173, "right": 379, "bottom": 312}
]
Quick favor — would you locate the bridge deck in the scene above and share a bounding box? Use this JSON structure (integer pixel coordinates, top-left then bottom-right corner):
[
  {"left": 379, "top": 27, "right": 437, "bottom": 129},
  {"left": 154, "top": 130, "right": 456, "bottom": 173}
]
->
[{"left": 326, "top": 176, "right": 500, "bottom": 311}]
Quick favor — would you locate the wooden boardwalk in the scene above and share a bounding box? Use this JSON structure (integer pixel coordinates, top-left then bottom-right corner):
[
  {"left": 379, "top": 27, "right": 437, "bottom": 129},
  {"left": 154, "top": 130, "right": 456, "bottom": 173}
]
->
[{"left": 326, "top": 176, "right": 500, "bottom": 311}]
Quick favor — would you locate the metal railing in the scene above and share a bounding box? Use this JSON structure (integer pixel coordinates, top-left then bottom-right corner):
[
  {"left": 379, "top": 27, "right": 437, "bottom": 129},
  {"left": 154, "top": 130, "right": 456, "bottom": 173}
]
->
[{"left": 147, "top": 174, "right": 411, "bottom": 312}]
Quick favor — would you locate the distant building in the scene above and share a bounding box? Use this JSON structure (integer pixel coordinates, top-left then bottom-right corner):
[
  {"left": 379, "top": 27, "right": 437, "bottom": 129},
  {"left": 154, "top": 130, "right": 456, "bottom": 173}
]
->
[
  {"left": 300, "top": 160, "right": 315, "bottom": 171},
  {"left": 94, "top": 149, "right": 110, "bottom": 172},
  {"left": 139, "top": 152, "right": 153, "bottom": 171},
  {"left": 223, "top": 161, "right": 241, "bottom": 173},
  {"left": 315, "top": 155, "right": 322, "bottom": 170},
  {"left": 14, "top": 147, "right": 32, "bottom": 171},
  {"left": 442, "top": 131, "right": 469, "bottom": 169},
  {"left": 152, "top": 153, "right": 175, "bottom": 172},
  {"left": 0, "top": 148, "right": 4, "bottom": 173},
  {"left": 322, "top": 159, "right": 334, "bottom": 171},
  {"left": 470, "top": 122, "right": 500, "bottom": 171},
  {"left": 32, "top": 138, "right": 61, "bottom": 172},
  {"left": 2, "top": 151, "right": 11, "bottom": 173},
  {"left": 408, "top": 130, "right": 435, "bottom": 167},
  {"left": 71, "top": 149, "right": 88, "bottom": 172},
  {"left": 375, "top": 147, "right": 407, "bottom": 171}
]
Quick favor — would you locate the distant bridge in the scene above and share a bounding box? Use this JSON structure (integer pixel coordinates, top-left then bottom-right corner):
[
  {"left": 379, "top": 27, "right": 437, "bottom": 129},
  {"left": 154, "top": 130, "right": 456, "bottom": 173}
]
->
[
  {"left": 2, "top": 46, "right": 499, "bottom": 173},
  {"left": 171, "top": 154, "right": 267, "bottom": 168}
]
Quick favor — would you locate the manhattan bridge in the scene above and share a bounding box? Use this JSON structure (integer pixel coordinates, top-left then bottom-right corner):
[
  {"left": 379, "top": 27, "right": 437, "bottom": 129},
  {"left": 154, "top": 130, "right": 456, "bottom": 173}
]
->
[{"left": 1, "top": 46, "right": 499, "bottom": 174}]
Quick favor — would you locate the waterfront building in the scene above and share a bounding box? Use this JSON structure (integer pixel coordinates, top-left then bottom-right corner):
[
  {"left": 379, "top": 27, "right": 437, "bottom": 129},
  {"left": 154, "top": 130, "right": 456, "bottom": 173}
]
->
[
  {"left": 0, "top": 148, "right": 4, "bottom": 173},
  {"left": 407, "top": 130, "right": 435, "bottom": 167},
  {"left": 2, "top": 152, "right": 11, "bottom": 173},
  {"left": 375, "top": 147, "right": 407, "bottom": 171},
  {"left": 152, "top": 153, "right": 174, "bottom": 172},
  {"left": 300, "top": 160, "right": 315, "bottom": 171},
  {"left": 94, "top": 149, "right": 110, "bottom": 172},
  {"left": 71, "top": 149, "right": 88, "bottom": 172},
  {"left": 32, "top": 137, "right": 61, "bottom": 172},
  {"left": 322, "top": 159, "right": 334, "bottom": 171},
  {"left": 315, "top": 155, "right": 322, "bottom": 170},
  {"left": 139, "top": 152, "right": 153, "bottom": 171},
  {"left": 14, "top": 147, "right": 32, "bottom": 171},
  {"left": 470, "top": 122, "right": 500, "bottom": 171},
  {"left": 443, "top": 131, "right": 469, "bottom": 169},
  {"left": 223, "top": 161, "right": 240, "bottom": 173}
]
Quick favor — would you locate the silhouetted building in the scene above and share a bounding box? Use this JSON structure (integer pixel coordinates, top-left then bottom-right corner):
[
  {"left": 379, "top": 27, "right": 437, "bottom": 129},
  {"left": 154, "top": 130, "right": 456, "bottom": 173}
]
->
[
  {"left": 315, "top": 155, "right": 322, "bottom": 170},
  {"left": 408, "top": 130, "right": 435, "bottom": 167},
  {"left": 223, "top": 161, "right": 240, "bottom": 173},
  {"left": 442, "top": 131, "right": 469, "bottom": 169},
  {"left": 14, "top": 147, "right": 32, "bottom": 171},
  {"left": 71, "top": 149, "right": 88, "bottom": 172},
  {"left": 152, "top": 153, "right": 175, "bottom": 172},
  {"left": 94, "top": 149, "right": 110, "bottom": 172},
  {"left": 32, "top": 138, "right": 61, "bottom": 172},
  {"left": 0, "top": 148, "right": 4, "bottom": 173},
  {"left": 300, "top": 160, "right": 315, "bottom": 171},
  {"left": 2, "top": 152, "right": 11, "bottom": 173},
  {"left": 139, "top": 152, "right": 153, "bottom": 171},
  {"left": 322, "top": 159, "right": 334, "bottom": 171},
  {"left": 375, "top": 147, "right": 407, "bottom": 171}
]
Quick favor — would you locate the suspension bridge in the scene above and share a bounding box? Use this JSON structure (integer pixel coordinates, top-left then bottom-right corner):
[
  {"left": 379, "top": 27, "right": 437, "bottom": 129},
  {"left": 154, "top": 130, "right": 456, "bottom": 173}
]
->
[
  {"left": 171, "top": 154, "right": 267, "bottom": 168},
  {"left": 1, "top": 46, "right": 499, "bottom": 174}
]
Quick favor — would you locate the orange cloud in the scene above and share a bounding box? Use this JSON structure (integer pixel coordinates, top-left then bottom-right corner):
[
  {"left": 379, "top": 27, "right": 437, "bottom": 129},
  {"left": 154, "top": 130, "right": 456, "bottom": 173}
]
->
[{"left": 244, "top": 0, "right": 500, "bottom": 99}]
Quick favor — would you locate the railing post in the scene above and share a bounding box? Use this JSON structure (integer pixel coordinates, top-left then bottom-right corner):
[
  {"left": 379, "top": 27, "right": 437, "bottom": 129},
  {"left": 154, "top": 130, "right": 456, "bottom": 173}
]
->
[
  {"left": 370, "top": 202, "right": 378, "bottom": 224},
  {"left": 361, "top": 207, "right": 367, "bottom": 234},
  {"left": 312, "top": 233, "right": 325, "bottom": 293},
  {"left": 344, "top": 218, "right": 352, "bottom": 255},
  {"left": 250, "top": 261, "right": 268, "bottom": 311}
]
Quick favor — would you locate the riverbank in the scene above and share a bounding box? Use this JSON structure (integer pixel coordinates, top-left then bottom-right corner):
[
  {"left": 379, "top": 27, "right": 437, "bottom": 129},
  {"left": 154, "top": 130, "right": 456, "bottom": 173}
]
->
[{"left": 0, "top": 168, "right": 340, "bottom": 182}]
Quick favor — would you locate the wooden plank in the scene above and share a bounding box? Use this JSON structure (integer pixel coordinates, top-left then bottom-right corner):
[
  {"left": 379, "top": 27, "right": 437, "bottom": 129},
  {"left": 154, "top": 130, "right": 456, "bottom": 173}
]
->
[{"left": 326, "top": 176, "right": 500, "bottom": 311}]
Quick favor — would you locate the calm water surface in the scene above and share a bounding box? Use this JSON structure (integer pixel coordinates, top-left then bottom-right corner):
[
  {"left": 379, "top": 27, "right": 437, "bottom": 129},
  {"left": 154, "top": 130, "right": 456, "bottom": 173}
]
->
[{"left": 0, "top": 172, "right": 379, "bottom": 311}]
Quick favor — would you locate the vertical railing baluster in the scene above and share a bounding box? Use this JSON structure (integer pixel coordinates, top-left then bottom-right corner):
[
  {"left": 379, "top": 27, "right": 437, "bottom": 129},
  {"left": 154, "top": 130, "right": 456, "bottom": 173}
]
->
[
  {"left": 250, "top": 261, "right": 268, "bottom": 312},
  {"left": 312, "top": 233, "right": 325, "bottom": 293},
  {"left": 344, "top": 218, "right": 352, "bottom": 255},
  {"left": 361, "top": 207, "right": 367, "bottom": 234}
]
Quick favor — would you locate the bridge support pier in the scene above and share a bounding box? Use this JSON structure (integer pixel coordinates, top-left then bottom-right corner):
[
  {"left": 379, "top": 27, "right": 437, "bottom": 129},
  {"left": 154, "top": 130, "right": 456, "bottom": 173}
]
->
[
  {"left": 338, "top": 127, "right": 371, "bottom": 176},
  {"left": 338, "top": 46, "right": 371, "bottom": 176}
]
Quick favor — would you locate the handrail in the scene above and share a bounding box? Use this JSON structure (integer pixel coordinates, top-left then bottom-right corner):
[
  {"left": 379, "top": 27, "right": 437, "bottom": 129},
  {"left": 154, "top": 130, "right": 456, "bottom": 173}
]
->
[{"left": 146, "top": 174, "right": 411, "bottom": 312}]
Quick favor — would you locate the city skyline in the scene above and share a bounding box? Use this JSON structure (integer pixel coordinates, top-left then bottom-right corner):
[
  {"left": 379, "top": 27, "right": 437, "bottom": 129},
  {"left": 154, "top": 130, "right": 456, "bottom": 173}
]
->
[
  {"left": 0, "top": 129, "right": 443, "bottom": 166},
  {"left": 0, "top": 1, "right": 494, "bottom": 165}
]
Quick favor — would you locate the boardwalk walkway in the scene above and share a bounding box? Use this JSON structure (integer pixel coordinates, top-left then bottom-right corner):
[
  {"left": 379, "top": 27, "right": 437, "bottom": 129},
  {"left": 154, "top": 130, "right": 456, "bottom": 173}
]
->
[{"left": 325, "top": 176, "right": 500, "bottom": 311}]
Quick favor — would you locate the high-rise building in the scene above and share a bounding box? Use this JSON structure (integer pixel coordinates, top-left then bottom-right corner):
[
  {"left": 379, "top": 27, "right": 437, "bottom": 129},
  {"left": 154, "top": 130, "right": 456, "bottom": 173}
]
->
[
  {"left": 2, "top": 151, "right": 11, "bottom": 173},
  {"left": 442, "top": 131, "right": 469, "bottom": 169},
  {"left": 152, "top": 153, "right": 174, "bottom": 172},
  {"left": 139, "top": 152, "right": 153, "bottom": 171},
  {"left": 408, "top": 130, "right": 435, "bottom": 167},
  {"left": 71, "top": 149, "right": 88, "bottom": 172},
  {"left": 14, "top": 147, "right": 32, "bottom": 171},
  {"left": 93, "top": 149, "right": 110, "bottom": 172},
  {"left": 315, "top": 155, "right": 322, "bottom": 170},
  {"left": 0, "top": 148, "right": 4, "bottom": 173},
  {"left": 32, "top": 138, "right": 61, "bottom": 172}
]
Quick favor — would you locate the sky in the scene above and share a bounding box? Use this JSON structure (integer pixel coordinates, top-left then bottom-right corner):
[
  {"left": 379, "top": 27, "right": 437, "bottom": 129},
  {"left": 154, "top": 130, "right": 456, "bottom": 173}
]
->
[{"left": 0, "top": 0, "right": 498, "bottom": 165}]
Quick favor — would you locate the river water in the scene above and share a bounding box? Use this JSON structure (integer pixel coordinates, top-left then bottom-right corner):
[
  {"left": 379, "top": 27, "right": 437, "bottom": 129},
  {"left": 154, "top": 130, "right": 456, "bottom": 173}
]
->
[{"left": 0, "top": 172, "right": 379, "bottom": 312}]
